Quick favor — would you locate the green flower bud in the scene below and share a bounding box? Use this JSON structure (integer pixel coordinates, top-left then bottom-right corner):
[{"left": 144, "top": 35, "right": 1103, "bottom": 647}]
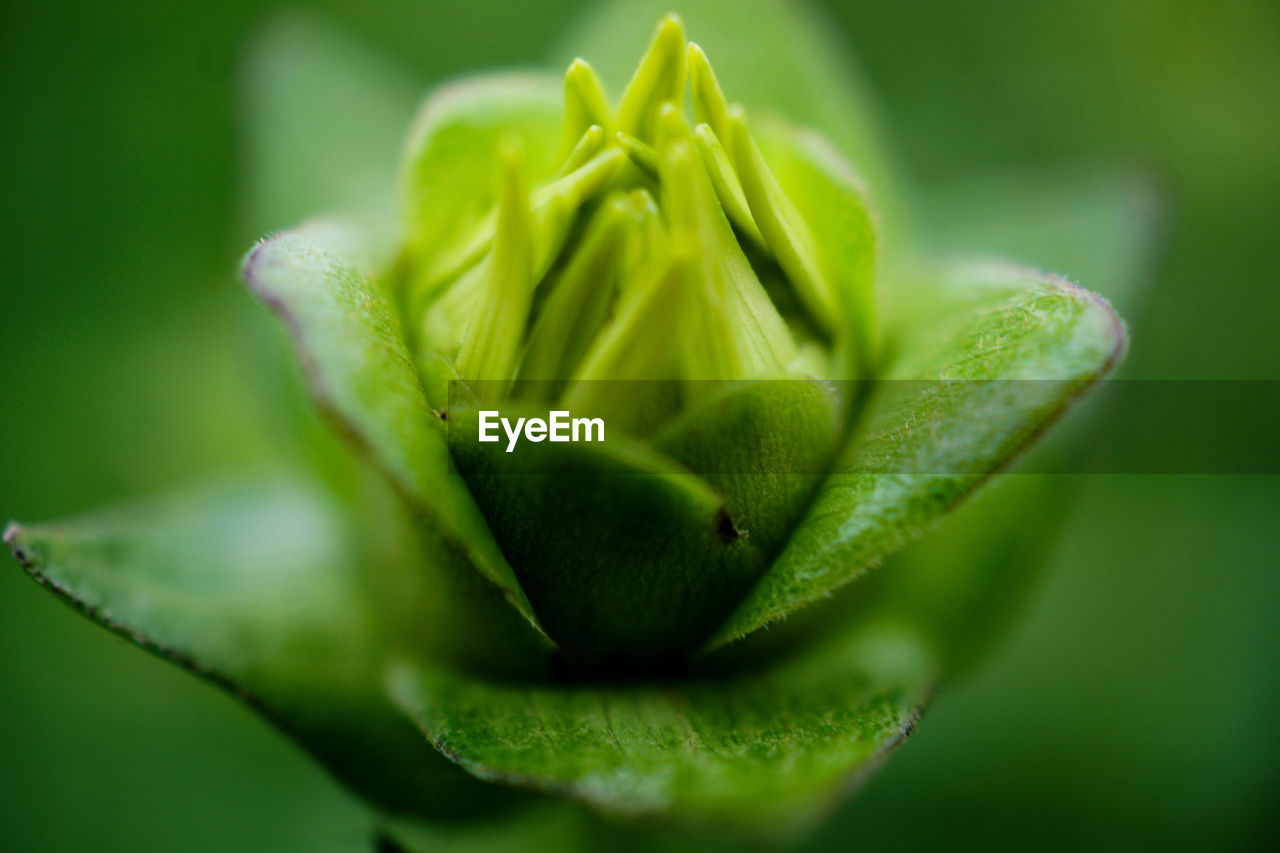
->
[
  {"left": 7, "top": 3, "right": 1134, "bottom": 840},
  {"left": 397, "top": 16, "right": 873, "bottom": 667}
]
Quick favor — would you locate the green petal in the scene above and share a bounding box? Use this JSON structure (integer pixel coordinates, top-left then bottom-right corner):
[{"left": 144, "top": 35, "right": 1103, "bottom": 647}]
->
[
  {"left": 447, "top": 378, "right": 846, "bottom": 669},
  {"left": 614, "top": 14, "right": 688, "bottom": 144},
  {"left": 754, "top": 118, "right": 880, "bottom": 376},
  {"left": 419, "top": 146, "right": 624, "bottom": 295},
  {"left": 569, "top": 246, "right": 684, "bottom": 388},
  {"left": 396, "top": 72, "right": 566, "bottom": 329},
  {"left": 555, "top": 0, "right": 902, "bottom": 227},
  {"left": 558, "top": 124, "right": 608, "bottom": 176},
  {"left": 710, "top": 262, "right": 1126, "bottom": 647},
  {"left": 455, "top": 145, "right": 536, "bottom": 389},
  {"left": 445, "top": 404, "right": 756, "bottom": 667},
  {"left": 3, "top": 479, "right": 500, "bottom": 818},
  {"left": 652, "top": 380, "right": 844, "bottom": 573},
  {"left": 729, "top": 109, "right": 840, "bottom": 341},
  {"left": 518, "top": 195, "right": 633, "bottom": 387},
  {"left": 872, "top": 168, "right": 1163, "bottom": 675},
  {"left": 389, "top": 617, "right": 935, "bottom": 834},
  {"left": 693, "top": 122, "right": 765, "bottom": 249},
  {"left": 241, "top": 219, "right": 544, "bottom": 635},
  {"left": 688, "top": 43, "right": 733, "bottom": 155},
  {"left": 659, "top": 122, "right": 796, "bottom": 379},
  {"left": 560, "top": 60, "right": 613, "bottom": 158},
  {"left": 399, "top": 72, "right": 562, "bottom": 264}
]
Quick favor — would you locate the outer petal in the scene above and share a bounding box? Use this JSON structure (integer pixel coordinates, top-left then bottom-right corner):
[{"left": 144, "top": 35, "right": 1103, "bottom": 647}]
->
[
  {"left": 710, "top": 262, "right": 1126, "bottom": 646},
  {"left": 241, "top": 218, "right": 543, "bottom": 635},
  {"left": 448, "top": 380, "right": 842, "bottom": 667},
  {"left": 389, "top": 616, "right": 935, "bottom": 836},
  {"left": 873, "top": 167, "right": 1164, "bottom": 675},
  {"left": 4, "top": 478, "right": 501, "bottom": 818},
  {"left": 399, "top": 73, "right": 562, "bottom": 263}
]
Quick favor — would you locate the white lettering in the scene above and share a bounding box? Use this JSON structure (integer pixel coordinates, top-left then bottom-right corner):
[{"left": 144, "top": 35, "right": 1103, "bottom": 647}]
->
[
  {"left": 549, "top": 410, "right": 570, "bottom": 441},
  {"left": 573, "top": 417, "right": 604, "bottom": 442},
  {"left": 481, "top": 410, "right": 604, "bottom": 451},
  {"left": 502, "top": 417, "right": 526, "bottom": 453},
  {"left": 478, "top": 411, "right": 500, "bottom": 442}
]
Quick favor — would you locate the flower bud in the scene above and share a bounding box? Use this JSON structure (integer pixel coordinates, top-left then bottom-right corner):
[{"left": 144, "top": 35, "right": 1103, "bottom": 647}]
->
[{"left": 396, "top": 15, "right": 874, "bottom": 668}]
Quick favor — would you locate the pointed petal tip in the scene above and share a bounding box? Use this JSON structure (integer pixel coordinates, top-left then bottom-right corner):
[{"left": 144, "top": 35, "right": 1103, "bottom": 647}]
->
[
  {"left": 655, "top": 102, "right": 691, "bottom": 150},
  {"left": 658, "top": 12, "right": 686, "bottom": 37},
  {"left": 3, "top": 521, "right": 26, "bottom": 562},
  {"left": 687, "top": 42, "right": 715, "bottom": 86},
  {"left": 496, "top": 137, "right": 527, "bottom": 185},
  {"left": 564, "top": 57, "right": 599, "bottom": 89},
  {"left": 648, "top": 14, "right": 687, "bottom": 61}
]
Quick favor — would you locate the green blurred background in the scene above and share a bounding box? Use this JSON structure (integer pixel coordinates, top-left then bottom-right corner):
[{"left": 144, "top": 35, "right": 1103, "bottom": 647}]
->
[{"left": 2, "top": 0, "right": 1277, "bottom": 849}]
